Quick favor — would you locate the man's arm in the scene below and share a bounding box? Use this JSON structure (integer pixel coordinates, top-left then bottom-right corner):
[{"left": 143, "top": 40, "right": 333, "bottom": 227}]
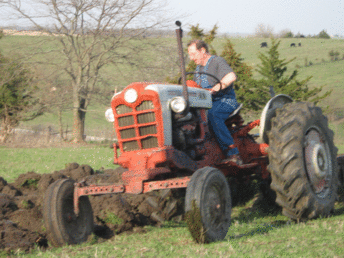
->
[{"left": 210, "top": 72, "right": 237, "bottom": 93}]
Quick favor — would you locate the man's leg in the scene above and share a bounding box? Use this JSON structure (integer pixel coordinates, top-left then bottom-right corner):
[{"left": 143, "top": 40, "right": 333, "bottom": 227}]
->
[
  {"left": 208, "top": 99, "right": 243, "bottom": 165},
  {"left": 208, "top": 100, "right": 238, "bottom": 155}
]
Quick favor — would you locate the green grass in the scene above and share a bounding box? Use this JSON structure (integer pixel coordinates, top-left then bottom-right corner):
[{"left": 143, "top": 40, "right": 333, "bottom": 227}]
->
[
  {"left": 0, "top": 146, "right": 117, "bottom": 182},
  {"left": 104, "top": 212, "right": 124, "bottom": 226},
  {"left": 1, "top": 144, "right": 344, "bottom": 256},
  {"left": 14, "top": 201, "right": 344, "bottom": 257},
  {"left": 338, "top": 145, "right": 344, "bottom": 154},
  {"left": 330, "top": 121, "right": 344, "bottom": 147}
]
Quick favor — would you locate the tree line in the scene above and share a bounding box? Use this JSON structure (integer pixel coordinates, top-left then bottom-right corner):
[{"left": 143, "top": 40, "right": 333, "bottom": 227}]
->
[{"left": 255, "top": 24, "right": 333, "bottom": 39}]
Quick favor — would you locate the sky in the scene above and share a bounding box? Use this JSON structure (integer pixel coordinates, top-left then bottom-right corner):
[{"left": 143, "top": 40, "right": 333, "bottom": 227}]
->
[
  {"left": 1, "top": 0, "right": 343, "bottom": 37},
  {"left": 167, "top": 0, "right": 344, "bottom": 36}
]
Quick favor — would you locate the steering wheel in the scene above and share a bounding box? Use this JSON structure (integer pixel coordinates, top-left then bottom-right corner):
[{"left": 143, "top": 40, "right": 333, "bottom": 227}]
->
[{"left": 178, "top": 72, "right": 223, "bottom": 92}]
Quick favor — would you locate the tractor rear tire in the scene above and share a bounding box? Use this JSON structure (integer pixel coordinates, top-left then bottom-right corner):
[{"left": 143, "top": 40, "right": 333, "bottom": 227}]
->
[
  {"left": 185, "top": 167, "right": 231, "bottom": 243},
  {"left": 268, "top": 102, "right": 338, "bottom": 220},
  {"left": 337, "top": 156, "right": 344, "bottom": 186},
  {"left": 260, "top": 176, "right": 277, "bottom": 206},
  {"left": 43, "top": 179, "right": 94, "bottom": 246}
]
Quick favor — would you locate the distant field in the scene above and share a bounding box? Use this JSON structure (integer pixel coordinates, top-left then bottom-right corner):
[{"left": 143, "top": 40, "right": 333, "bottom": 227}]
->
[
  {"left": 0, "top": 145, "right": 117, "bottom": 182},
  {"left": 0, "top": 35, "right": 343, "bottom": 143}
]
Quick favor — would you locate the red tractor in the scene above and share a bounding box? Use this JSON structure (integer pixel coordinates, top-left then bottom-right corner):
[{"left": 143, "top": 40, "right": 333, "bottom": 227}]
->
[{"left": 43, "top": 22, "right": 339, "bottom": 245}]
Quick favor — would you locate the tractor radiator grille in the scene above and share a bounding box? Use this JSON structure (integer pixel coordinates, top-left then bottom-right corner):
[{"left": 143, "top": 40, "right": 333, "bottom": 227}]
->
[{"left": 116, "top": 100, "right": 159, "bottom": 151}]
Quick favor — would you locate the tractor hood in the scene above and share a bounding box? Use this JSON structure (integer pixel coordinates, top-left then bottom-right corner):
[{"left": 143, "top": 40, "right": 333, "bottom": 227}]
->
[{"left": 145, "top": 84, "right": 212, "bottom": 109}]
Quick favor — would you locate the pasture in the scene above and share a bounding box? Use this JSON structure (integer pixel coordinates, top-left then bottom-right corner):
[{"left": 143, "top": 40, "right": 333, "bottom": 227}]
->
[
  {"left": 19, "top": 212, "right": 344, "bottom": 257},
  {"left": 0, "top": 35, "right": 343, "bottom": 144},
  {"left": 0, "top": 34, "right": 344, "bottom": 256},
  {"left": 1, "top": 146, "right": 343, "bottom": 257}
]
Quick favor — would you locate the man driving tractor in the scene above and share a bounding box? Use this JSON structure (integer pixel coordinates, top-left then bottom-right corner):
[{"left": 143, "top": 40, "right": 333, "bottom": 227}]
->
[{"left": 187, "top": 39, "right": 243, "bottom": 165}]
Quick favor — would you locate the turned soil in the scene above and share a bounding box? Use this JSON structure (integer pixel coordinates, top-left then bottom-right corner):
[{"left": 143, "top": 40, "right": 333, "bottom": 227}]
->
[
  {"left": 2, "top": 157, "right": 343, "bottom": 253},
  {"left": 0, "top": 163, "right": 185, "bottom": 253}
]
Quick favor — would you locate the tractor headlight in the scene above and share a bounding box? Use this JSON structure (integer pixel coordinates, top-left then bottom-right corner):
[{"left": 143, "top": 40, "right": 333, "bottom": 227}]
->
[
  {"left": 170, "top": 97, "right": 187, "bottom": 113},
  {"left": 124, "top": 88, "right": 138, "bottom": 103},
  {"left": 105, "top": 108, "right": 115, "bottom": 122}
]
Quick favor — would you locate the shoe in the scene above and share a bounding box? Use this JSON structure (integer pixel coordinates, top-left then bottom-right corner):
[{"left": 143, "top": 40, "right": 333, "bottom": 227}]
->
[{"left": 223, "top": 154, "right": 243, "bottom": 165}]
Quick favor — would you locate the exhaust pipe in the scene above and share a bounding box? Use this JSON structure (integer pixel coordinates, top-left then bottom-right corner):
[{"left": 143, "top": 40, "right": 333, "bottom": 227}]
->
[{"left": 175, "top": 21, "right": 189, "bottom": 116}]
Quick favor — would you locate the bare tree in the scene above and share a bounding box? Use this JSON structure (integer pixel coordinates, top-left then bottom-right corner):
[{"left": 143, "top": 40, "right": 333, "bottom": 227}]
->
[
  {"left": 3, "top": 0, "right": 172, "bottom": 142},
  {"left": 37, "top": 71, "right": 73, "bottom": 140},
  {"left": 255, "top": 23, "right": 274, "bottom": 38}
]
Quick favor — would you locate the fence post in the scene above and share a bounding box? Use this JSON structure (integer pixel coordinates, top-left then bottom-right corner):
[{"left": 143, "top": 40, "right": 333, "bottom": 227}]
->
[{"left": 46, "top": 126, "right": 52, "bottom": 144}]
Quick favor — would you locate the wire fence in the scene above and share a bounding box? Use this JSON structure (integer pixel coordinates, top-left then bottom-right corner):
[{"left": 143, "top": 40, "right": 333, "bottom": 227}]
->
[{"left": 0, "top": 126, "right": 116, "bottom": 147}]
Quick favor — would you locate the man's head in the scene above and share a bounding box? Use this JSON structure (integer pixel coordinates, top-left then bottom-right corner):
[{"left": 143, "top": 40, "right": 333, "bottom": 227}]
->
[{"left": 187, "top": 40, "right": 210, "bottom": 66}]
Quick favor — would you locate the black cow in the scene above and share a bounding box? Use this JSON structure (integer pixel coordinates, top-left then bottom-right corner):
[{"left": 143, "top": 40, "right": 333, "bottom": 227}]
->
[
  {"left": 290, "top": 43, "right": 296, "bottom": 47},
  {"left": 260, "top": 42, "right": 268, "bottom": 48},
  {"left": 298, "top": 43, "right": 301, "bottom": 47}
]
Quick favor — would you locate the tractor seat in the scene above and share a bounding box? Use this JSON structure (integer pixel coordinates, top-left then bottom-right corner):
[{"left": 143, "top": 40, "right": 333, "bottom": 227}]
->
[{"left": 227, "top": 103, "right": 243, "bottom": 119}]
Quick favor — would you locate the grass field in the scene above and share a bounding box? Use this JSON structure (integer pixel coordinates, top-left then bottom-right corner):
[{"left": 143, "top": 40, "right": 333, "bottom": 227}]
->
[
  {"left": 17, "top": 212, "right": 344, "bottom": 257},
  {"left": 9, "top": 188, "right": 344, "bottom": 257},
  {"left": 0, "top": 145, "right": 344, "bottom": 256},
  {"left": 1, "top": 35, "right": 343, "bottom": 136},
  {"left": 0, "top": 145, "right": 117, "bottom": 182},
  {"left": 0, "top": 35, "right": 344, "bottom": 256}
]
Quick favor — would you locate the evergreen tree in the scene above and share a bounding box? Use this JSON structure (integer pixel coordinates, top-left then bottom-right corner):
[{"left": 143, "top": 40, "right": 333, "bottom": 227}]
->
[
  {"left": 256, "top": 38, "right": 331, "bottom": 103},
  {"left": 0, "top": 50, "right": 43, "bottom": 142},
  {"left": 220, "top": 39, "right": 268, "bottom": 111},
  {"left": 318, "top": 29, "right": 331, "bottom": 39},
  {"left": 203, "top": 25, "right": 218, "bottom": 55},
  {"left": 165, "top": 24, "right": 218, "bottom": 83},
  {"left": 284, "top": 31, "right": 294, "bottom": 38},
  {"left": 188, "top": 24, "right": 205, "bottom": 39}
]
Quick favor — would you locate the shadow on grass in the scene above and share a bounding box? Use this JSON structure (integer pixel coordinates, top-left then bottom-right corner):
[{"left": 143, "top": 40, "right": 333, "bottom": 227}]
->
[
  {"left": 144, "top": 185, "right": 344, "bottom": 242},
  {"left": 232, "top": 191, "right": 282, "bottom": 223},
  {"left": 227, "top": 185, "right": 344, "bottom": 241},
  {"left": 227, "top": 190, "right": 292, "bottom": 240},
  {"left": 227, "top": 219, "right": 292, "bottom": 240}
]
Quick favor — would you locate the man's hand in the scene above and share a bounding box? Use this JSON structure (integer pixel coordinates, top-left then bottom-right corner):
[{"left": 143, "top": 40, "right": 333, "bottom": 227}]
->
[
  {"left": 210, "top": 83, "right": 223, "bottom": 94},
  {"left": 210, "top": 72, "right": 237, "bottom": 94}
]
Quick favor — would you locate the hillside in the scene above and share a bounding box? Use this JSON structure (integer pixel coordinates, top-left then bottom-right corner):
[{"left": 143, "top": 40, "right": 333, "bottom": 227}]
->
[{"left": 0, "top": 35, "right": 343, "bottom": 145}]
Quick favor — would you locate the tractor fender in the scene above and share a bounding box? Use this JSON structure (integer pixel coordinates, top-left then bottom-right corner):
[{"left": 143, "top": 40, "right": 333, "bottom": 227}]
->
[{"left": 259, "top": 94, "right": 293, "bottom": 144}]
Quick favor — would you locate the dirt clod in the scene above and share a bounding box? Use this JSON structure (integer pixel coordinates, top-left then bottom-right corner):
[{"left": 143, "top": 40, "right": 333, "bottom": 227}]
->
[
  {"left": 0, "top": 163, "right": 184, "bottom": 253},
  {"left": 0, "top": 178, "right": 8, "bottom": 192}
]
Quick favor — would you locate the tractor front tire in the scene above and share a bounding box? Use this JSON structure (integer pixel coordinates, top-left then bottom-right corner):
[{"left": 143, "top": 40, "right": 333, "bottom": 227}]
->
[
  {"left": 185, "top": 167, "right": 231, "bottom": 243},
  {"left": 43, "top": 179, "right": 94, "bottom": 246},
  {"left": 268, "top": 102, "right": 338, "bottom": 220}
]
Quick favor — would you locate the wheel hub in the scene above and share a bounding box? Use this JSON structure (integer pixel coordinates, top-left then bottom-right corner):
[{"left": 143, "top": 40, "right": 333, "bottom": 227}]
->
[
  {"left": 304, "top": 128, "right": 331, "bottom": 196},
  {"left": 207, "top": 186, "right": 224, "bottom": 227},
  {"left": 311, "top": 143, "right": 327, "bottom": 178}
]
